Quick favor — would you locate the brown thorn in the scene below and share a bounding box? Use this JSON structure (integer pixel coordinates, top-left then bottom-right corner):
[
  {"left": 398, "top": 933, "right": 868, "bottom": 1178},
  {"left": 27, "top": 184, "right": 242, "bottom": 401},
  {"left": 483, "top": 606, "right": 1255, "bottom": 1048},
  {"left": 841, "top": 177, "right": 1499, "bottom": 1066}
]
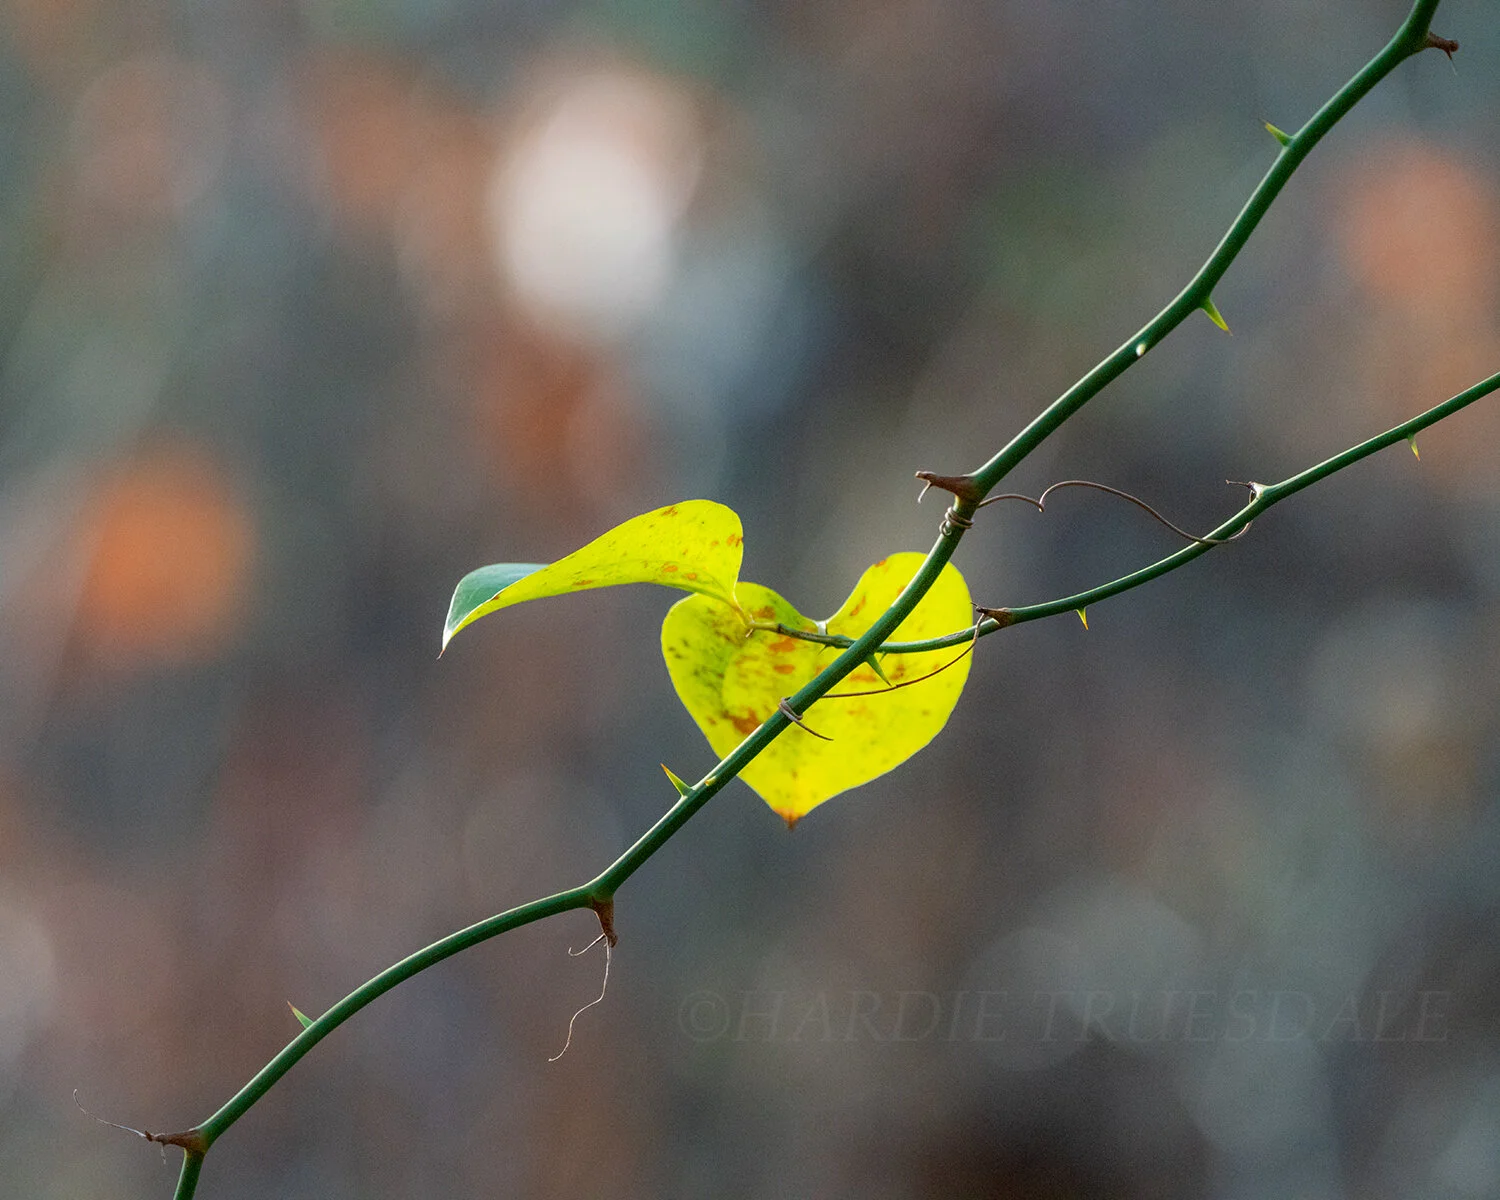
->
[
  {"left": 73, "top": 1092, "right": 207, "bottom": 1157},
  {"left": 777, "top": 697, "right": 832, "bottom": 740},
  {"left": 589, "top": 897, "right": 618, "bottom": 948},
  {"left": 975, "top": 605, "right": 1016, "bottom": 628},
  {"left": 151, "top": 1130, "right": 208, "bottom": 1155},
  {"left": 914, "top": 471, "right": 984, "bottom": 505},
  {"left": 1424, "top": 32, "right": 1458, "bottom": 61}
]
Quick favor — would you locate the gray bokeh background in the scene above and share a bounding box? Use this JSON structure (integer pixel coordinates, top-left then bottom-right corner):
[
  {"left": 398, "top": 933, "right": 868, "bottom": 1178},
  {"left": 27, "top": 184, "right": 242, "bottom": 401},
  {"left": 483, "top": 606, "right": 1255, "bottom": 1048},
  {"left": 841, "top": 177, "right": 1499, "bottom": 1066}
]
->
[{"left": 2, "top": 0, "right": 1498, "bottom": 1196}]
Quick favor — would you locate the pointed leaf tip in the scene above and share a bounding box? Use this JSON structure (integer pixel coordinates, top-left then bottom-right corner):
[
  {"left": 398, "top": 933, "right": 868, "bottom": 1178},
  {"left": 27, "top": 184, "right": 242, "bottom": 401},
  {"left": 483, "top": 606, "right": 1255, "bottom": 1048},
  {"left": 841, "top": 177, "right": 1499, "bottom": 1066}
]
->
[
  {"left": 289, "top": 1002, "right": 313, "bottom": 1030},
  {"left": 443, "top": 562, "right": 548, "bottom": 648},
  {"left": 1077, "top": 608, "right": 1089, "bottom": 630},
  {"left": 1199, "top": 296, "right": 1231, "bottom": 334},
  {"left": 1264, "top": 121, "right": 1291, "bottom": 147},
  {"left": 1408, "top": 435, "right": 1420, "bottom": 461},
  {"left": 661, "top": 764, "right": 693, "bottom": 796}
]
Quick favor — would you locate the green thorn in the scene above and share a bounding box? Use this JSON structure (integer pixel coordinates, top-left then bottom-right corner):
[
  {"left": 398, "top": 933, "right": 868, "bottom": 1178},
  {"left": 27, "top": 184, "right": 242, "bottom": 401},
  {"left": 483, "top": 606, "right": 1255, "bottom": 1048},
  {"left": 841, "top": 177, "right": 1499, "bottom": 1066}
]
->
[
  {"left": 1077, "top": 608, "right": 1089, "bottom": 630},
  {"left": 289, "top": 1002, "right": 314, "bottom": 1030},
  {"left": 1407, "top": 435, "right": 1420, "bottom": 461},
  {"left": 1200, "top": 296, "right": 1231, "bottom": 334},
  {"left": 865, "top": 654, "right": 892, "bottom": 687},
  {"left": 1264, "top": 121, "right": 1292, "bottom": 147},
  {"left": 661, "top": 764, "right": 693, "bottom": 796}
]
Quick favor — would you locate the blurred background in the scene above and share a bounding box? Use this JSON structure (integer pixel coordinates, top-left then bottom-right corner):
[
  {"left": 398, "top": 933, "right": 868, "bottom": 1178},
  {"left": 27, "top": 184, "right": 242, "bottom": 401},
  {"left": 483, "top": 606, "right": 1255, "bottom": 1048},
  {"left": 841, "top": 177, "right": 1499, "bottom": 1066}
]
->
[{"left": 1, "top": 0, "right": 1497, "bottom": 1196}]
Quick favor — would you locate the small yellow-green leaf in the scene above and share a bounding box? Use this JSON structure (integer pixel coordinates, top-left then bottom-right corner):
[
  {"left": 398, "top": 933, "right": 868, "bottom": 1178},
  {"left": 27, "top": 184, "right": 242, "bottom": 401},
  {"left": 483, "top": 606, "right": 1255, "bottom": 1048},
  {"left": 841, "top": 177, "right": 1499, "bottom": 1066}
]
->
[
  {"left": 1264, "top": 121, "right": 1292, "bottom": 147},
  {"left": 443, "top": 500, "right": 743, "bottom": 649},
  {"left": 289, "top": 1002, "right": 314, "bottom": 1029},
  {"left": 1077, "top": 608, "right": 1088, "bottom": 629},
  {"left": 1199, "top": 296, "right": 1231, "bottom": 334},
  {"left": 662, "top": 764, "right": 693, "bottom": 796},
  {"left": 662, "top": 554, "right": 972, "bottom": 825}
]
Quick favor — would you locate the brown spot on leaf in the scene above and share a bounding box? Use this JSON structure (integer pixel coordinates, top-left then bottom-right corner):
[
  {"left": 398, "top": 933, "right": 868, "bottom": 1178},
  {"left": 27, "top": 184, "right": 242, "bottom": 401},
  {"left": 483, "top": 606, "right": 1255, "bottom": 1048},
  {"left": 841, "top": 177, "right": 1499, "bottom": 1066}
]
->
[
  {"left": 661, "top": 563, "right": 678, "bottom": 572},
  {"left": 767, "top": 637, "right": 796, "bottom": 654},
  {"left": 773, "top": 663, "right": 795, "bottom": 675},
  {"left": 729, "top": 710, "right": 762, "bottom": 735}
]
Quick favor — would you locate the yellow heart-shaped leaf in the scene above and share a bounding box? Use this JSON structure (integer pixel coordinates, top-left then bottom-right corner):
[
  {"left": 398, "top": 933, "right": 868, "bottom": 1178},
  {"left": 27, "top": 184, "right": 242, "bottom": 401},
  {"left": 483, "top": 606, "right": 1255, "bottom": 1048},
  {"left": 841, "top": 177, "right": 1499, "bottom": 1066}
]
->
[
  {"left": 662, "top": 553, "right": 972, "bottom": 824},
  {"left": 443, "top": 500, "right": 743, "bottom": 649}
]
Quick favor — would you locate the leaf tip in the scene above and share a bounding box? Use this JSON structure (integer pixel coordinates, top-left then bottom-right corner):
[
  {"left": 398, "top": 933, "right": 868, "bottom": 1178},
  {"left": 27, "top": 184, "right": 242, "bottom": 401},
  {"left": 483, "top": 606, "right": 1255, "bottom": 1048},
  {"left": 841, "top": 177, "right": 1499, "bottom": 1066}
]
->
[
  {"left": 1200, "top": 296, "right": 1231, "bottom": 334},
  {"left": 1408, "top": 435, "right": 1420, "bottom": 461},
  {"left": 1077, "top": 608, "right": 1089, "bottom": 630}
]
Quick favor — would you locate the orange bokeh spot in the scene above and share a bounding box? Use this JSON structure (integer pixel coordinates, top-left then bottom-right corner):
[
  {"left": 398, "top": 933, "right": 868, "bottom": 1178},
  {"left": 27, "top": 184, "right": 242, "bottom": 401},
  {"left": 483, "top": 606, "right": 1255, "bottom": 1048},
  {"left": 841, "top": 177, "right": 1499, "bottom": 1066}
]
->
[
  {"left": 74, "top": 443, "right": 255, "bottom": 666},
  {"left": 1335, "top": 140, "right": 1499, "bottom": 320},
  {"left": 300, "top": 51, "right": 430, "bottom": 235}
]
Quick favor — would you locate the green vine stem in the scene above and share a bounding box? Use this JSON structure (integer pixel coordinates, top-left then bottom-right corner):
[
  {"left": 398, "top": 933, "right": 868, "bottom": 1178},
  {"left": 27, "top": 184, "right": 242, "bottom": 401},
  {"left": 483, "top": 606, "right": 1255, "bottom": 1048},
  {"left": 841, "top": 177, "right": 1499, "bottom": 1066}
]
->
[
  {"left": 1002, "top": 368, "right": 1500, "bottom": 625},
  {"left": 172, "top": 1153, "right": 203, "bottom": 1200},
  {"left": 959, "top": 0, "right": 1447, "bottom": 505},
  {"left": 153, "top": 4, "right": 1468, "bottom": 1194},
  {"left": 768, "top": 369, "right": 1500, "bottom": 656}
]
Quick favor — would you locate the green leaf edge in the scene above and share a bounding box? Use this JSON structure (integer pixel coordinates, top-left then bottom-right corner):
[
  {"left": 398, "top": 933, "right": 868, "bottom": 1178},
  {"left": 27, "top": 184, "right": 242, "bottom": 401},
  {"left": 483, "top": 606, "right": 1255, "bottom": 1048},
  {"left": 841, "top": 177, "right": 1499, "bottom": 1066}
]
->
[
  {"left": 443, "top": 563, "right": 548, "bottom": 649},
  {"left": 440, "top": 500, "right": 745, "bottom": 651}
]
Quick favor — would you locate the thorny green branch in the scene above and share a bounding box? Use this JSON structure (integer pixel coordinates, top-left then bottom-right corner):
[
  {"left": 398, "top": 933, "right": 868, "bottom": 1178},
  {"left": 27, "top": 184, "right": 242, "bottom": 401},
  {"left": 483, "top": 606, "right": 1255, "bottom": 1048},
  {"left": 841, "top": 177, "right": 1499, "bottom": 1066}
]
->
[
  {"left": 958, "top": 0, "right": 1449, "bottom": 505},
  {"left": 157, "top": 6, "right": 1467, "bottom": 1196},
  {"left": 771, "top": 369, "right": 1500, "bottom": 656},
  {"left": 1002, "top": 368, "right": 1500, "bottom": 625}
]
